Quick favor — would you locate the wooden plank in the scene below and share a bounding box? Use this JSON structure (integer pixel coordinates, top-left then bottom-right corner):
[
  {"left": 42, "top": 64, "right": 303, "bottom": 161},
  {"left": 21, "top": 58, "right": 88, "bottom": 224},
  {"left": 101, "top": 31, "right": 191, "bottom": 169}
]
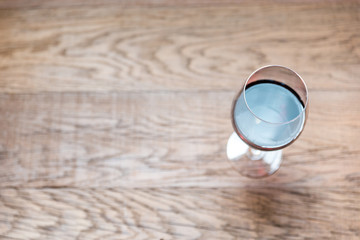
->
[
  {"left": 0, "top": 91, "right": 359, "bottom": 188},
  {"left": 0, "top": 0, "right": 261, "bottom": 9},
  {"left": 0, "top": 187, "right": 359, "bottom": 239},
  {"left": 0, "top": 3, "right": 359, "bottom": 93},
  {"left": 0, "top": 0, "right": 355, "bottom": 9}
]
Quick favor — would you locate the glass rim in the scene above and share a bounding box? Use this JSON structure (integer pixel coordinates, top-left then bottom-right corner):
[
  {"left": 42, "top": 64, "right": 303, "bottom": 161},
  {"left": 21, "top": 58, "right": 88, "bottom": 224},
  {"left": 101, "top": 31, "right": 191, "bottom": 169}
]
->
[{"left": 240, "top": 65, "right": 309, "bottom": 125}]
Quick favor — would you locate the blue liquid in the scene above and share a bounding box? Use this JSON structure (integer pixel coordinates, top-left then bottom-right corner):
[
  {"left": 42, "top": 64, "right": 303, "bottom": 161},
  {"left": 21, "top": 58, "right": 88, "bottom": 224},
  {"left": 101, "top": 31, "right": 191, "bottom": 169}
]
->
[{"left": 234, "top": 81, "right": 305, "bottom": 149}]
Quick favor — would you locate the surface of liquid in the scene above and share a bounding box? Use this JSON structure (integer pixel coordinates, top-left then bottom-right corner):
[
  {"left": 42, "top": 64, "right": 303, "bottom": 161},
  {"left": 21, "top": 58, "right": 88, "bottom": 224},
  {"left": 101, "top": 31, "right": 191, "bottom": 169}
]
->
[{"left": 234, "top": 80, "right": 305, "bottom": 149}]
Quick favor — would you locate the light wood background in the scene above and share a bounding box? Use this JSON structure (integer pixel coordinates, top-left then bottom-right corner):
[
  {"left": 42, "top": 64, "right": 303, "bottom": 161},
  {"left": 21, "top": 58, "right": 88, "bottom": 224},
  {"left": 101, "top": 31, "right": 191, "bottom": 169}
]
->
[{"left": 0, "top": 0, "right": 359, "bottom": 239}]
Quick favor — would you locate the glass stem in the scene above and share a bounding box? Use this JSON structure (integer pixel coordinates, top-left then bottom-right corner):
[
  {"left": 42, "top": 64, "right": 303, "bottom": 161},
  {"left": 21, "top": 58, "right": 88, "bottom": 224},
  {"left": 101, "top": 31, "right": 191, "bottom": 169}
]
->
[
  {"left": 227, "top": 132, "right": 282, "bottom": 178},
  {"left": 248, "top": 148, "right": 265, "bottom": 161}
]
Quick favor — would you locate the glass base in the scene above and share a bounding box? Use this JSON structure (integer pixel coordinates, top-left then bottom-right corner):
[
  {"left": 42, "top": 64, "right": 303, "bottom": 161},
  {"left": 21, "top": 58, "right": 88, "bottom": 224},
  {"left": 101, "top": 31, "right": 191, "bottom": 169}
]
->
[{"left": 226, "top": 132, "right": 282, "bottom": 178}]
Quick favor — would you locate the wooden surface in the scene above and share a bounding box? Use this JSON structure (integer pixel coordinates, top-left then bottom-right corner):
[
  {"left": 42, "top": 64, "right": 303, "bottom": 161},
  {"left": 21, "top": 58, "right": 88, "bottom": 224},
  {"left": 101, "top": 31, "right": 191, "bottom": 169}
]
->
[{"left": 0, "top": 0, "right": 360, "bottom": 239}]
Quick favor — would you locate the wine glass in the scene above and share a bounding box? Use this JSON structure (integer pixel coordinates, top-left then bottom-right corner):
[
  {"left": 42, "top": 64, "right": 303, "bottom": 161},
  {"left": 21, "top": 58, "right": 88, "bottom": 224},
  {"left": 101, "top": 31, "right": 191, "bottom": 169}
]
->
[{"left": 226, "top": 65, "right": 308, "bottom": 178}]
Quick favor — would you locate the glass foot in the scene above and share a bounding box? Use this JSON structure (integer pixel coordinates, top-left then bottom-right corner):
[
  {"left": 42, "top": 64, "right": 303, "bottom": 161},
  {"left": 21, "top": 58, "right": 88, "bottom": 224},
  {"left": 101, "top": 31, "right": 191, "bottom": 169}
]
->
[{"left": 226, "top": 132, "right": 282, "bottom": 178}]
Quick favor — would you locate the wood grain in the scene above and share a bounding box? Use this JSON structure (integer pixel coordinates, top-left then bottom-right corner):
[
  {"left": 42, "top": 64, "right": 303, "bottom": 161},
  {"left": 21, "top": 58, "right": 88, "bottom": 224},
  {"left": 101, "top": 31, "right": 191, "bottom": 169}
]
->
[
  {"left": 0, "top": 0, "right": 360, "bottom": 239},
  {"left": 0, "top": 2, "right": 359, "bottom": 93},
  {"left": 1, "top": 187, "right": 359, "bottom": 239},
  {"left": 0, "top": 0, "right": 357, "bottom": 9},
  {"left": 0, "top": 91, "right": 359, "bottom": 188}
]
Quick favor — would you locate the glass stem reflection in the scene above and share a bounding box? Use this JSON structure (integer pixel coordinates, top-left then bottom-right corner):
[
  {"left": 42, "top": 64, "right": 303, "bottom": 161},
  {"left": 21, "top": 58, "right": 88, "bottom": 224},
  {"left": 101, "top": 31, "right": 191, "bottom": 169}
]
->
[
  {"left": 227, "top": 132, "right": 282, "bottom": 178},
  {"left": 248, "top": 149, "right": 264, "bottom": 161}
]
